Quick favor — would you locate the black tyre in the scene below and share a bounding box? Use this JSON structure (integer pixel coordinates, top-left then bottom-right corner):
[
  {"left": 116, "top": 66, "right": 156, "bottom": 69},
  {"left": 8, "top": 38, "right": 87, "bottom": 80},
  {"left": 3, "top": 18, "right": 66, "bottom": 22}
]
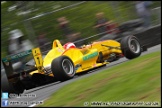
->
[
  {"left": 51, "top": 56, "right": 75, "bottom": 81},
  {"left": 1, "top": 73, "right": 24, "bottom": 94},
  {"left": 31, "top": 73, "right": 47, "bottom": 86},
  {"left": 120, "top": 35, "right": 141, "bottom": 59},
  {"left": 12, "top": 80, "right": 25, "bottom": 94},
  {"left": 1, "top": 74, "right": 15, "bottom": 94}
]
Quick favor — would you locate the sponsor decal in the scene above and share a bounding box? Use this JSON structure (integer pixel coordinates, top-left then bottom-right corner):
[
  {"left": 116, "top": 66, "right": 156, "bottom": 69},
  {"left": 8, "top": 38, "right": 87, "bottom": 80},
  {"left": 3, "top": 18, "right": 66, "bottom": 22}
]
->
[
  {"left": 2, "top": 50, "right": 32, "bottom": 62},
  {"left": 32, "top": 48, "right": 43, "bottom": 72},
  {"left": 83, "top": 51, "right": 98, "bottom": 61}
]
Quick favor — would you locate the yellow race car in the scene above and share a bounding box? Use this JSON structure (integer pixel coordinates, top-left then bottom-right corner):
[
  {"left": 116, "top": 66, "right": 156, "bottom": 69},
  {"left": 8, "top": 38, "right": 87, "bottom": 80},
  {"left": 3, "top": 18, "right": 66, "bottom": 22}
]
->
[{"left": 1, "top": 35, "right": 142, "bottom": 94}]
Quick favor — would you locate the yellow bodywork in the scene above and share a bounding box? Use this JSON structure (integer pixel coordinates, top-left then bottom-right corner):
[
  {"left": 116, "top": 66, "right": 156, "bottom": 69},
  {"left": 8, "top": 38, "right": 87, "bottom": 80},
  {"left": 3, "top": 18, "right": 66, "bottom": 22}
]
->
[{"left": 29, "top": 39, "right": 122, "bottom": 77}]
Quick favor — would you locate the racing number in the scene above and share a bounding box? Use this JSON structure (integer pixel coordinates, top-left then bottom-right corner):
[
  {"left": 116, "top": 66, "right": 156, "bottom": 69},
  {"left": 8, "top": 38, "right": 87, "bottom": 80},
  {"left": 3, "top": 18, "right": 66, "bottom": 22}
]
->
[{"left": 32, "top": 48, "right": 43, "bottom": 72}]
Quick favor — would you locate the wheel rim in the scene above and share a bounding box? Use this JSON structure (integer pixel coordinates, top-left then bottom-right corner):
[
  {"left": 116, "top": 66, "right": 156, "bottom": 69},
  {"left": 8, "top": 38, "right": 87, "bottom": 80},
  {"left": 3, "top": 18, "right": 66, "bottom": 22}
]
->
[
  {"left": 62, "top": 59, "right": 74, "bottom": 75},
  {"left": 128, "top": 38, "right": 140, "bottom": 53}
]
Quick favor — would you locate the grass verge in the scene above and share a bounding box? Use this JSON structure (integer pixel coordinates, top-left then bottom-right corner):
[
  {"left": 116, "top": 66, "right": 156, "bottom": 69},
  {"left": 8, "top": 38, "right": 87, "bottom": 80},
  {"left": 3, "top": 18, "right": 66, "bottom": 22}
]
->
[{"left": 39, "top": 51, "right": 161, "bottom": 107}]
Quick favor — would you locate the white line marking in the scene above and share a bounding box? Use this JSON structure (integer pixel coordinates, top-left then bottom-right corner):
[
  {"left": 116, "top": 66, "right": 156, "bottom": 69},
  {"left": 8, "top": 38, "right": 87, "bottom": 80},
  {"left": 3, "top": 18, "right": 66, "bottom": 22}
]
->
[{"left": 28, "top": 104, "right": 36, "bottom": 107}]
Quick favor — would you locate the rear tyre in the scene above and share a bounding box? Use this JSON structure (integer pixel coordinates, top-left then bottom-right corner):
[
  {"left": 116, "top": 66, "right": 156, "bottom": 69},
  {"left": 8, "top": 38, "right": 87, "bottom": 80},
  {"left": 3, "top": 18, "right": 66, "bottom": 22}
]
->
[
  {"left": 1, "top": 73, "right": 24, "bottom": 94},
  {"left": 1, "top": 74, "right": 15, "bottom": 94},
  {"left": 13, "top": 80, "right": 25, "bottom": 94},
  {"left": 120, "top": 35, "right": 141, "bottom": 59},
  {"left": 32, "top": 73, "right": 47, "bottom": 86},
  {"left": 51, "top": 56, "right": 75, "bottom": 81}
]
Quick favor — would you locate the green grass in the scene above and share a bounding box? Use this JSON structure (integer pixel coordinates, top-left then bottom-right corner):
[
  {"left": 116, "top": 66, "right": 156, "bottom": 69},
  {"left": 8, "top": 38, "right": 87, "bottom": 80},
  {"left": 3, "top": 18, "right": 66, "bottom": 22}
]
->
[{"left": 38, "top": 51, "right": 161, "bottom": 107}]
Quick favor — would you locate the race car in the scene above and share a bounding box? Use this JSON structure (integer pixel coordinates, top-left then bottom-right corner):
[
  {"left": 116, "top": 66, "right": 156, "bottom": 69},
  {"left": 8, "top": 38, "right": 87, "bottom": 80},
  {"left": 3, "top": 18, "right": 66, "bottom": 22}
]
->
[{"left": 1, "top": 35, "right": 142, "bottom": 94}]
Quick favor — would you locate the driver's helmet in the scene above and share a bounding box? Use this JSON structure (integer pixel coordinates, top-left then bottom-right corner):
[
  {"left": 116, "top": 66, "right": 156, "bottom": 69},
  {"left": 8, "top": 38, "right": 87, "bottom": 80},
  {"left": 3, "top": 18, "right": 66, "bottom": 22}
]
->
[{"left": 63, "top": 42, "right": 76, "bottom": 50}]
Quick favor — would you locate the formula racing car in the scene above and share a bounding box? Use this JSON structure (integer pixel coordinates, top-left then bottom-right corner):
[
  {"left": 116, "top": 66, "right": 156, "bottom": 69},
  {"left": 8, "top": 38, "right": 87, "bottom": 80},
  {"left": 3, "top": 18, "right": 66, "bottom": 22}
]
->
[{"left": 1, "top": 35, "right": 142, "bottom": 94}]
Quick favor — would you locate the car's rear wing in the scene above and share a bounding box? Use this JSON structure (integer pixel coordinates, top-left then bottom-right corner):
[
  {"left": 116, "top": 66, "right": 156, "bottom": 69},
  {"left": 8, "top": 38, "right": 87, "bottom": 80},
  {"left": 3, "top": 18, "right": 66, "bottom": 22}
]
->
[{"left": 1, "top": 48, "right": 43, "bottom": 78}]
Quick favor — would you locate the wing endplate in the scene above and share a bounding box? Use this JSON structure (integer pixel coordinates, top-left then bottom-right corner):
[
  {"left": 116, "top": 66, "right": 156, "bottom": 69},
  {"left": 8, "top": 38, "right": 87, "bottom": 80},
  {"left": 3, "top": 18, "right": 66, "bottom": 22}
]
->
[{"left": 32, "top": 48, "right": 43, "bottom": 72}]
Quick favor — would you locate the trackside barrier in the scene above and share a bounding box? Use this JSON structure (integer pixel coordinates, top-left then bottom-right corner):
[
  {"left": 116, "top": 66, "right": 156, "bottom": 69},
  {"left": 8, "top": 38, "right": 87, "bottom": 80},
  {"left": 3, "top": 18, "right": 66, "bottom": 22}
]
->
[
  {"left": 116, "top": 25, "right": 161, "bottom": 48},
  {"left": 134, "top": 25, "right": 161, "bottom": 48},
  {"left": 39, "top": 24, "right": 161, "bottom": 54}
]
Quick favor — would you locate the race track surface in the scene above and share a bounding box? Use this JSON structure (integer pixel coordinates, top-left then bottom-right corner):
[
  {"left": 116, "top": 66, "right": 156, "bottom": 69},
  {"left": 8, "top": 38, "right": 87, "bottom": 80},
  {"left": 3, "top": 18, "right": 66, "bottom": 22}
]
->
[{"left": 3, "top": 44, "right": 161, "bottom": 107}]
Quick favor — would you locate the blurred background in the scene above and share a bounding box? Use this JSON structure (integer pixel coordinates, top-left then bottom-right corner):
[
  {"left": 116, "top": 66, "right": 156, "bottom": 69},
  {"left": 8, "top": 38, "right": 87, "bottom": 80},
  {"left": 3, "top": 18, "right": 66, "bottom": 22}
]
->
[{"left": 1, "top": 1, "right": 161, "bottom": 58}]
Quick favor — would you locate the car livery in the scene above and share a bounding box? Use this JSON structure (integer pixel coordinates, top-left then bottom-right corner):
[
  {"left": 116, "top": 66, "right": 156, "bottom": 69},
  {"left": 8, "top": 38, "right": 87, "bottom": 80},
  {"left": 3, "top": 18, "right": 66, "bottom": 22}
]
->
[{"left": 1, "top": 35, "right": 142, "bottom": 94}]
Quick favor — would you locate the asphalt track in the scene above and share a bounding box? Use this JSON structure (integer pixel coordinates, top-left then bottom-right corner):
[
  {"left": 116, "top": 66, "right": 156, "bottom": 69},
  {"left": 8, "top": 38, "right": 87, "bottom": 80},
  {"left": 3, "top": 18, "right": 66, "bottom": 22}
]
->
[{"left": 4, "top": 44, "right": 161, "bottom": 107}]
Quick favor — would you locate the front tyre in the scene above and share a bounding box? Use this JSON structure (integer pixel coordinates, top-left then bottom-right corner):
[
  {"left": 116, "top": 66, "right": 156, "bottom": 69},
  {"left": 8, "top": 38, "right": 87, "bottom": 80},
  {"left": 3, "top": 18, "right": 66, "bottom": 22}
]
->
[
  {"left": 51, "top": 56, "right": 75, "bottom": 81},
  {"left": 121, "top": 35, "right": 141, "bottom": 59}
]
